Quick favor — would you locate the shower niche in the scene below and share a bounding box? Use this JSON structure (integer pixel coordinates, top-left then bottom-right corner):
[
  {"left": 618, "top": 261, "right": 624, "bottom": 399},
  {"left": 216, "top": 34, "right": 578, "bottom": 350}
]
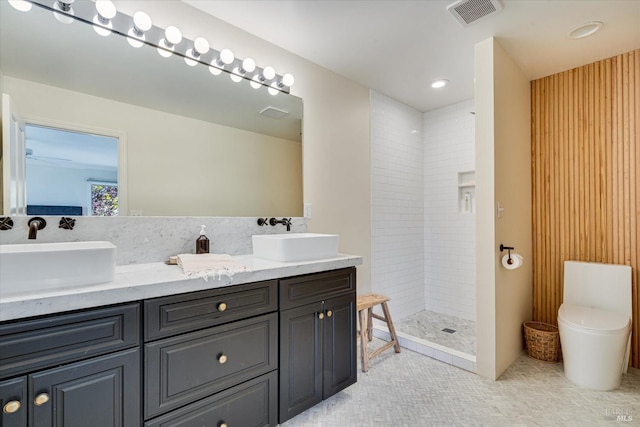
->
[{"left": 458, "top": 171, "right": 475, "bottom": 214}]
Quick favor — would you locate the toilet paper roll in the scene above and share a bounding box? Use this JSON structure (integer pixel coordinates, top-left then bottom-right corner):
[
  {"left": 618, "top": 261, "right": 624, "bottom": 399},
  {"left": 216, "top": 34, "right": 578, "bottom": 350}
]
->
[{"left": 502, "top": 253, "right": 524, "bottom": 270}]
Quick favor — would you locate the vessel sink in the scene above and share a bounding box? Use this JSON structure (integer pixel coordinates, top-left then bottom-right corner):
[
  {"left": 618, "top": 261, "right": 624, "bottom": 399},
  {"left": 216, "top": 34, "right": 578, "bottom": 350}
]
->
[
  {"left": 252, "top": 233, "right": 339, "bottom": 262},
  {"left": 0, "top": 241, "right": 116, "bottom": 297}
]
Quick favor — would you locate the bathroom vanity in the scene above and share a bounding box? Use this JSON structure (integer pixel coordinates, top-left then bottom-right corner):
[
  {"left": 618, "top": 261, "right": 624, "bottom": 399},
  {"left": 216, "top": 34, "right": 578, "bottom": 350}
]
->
[{"left": 0, "top": 255, "right": 360, "bottom": 426}]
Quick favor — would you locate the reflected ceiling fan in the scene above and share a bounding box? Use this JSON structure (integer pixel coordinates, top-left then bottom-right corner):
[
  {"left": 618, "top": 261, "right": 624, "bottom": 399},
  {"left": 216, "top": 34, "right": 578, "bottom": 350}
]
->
[{"left": 25, "top": 148, "right": 72, "bottom": 164}]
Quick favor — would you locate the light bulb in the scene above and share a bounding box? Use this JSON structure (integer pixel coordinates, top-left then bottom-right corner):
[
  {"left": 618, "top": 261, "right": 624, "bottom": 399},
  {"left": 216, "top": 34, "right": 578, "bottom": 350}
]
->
[
  {"left": 230, "top": 69, "right": 243, "bottom": 82},
  {"left": 250, "top": 75, "right": 263, "bottom": 89},
  {"left": 268, "top": 82, "right": 280, "bottom": 96},
  {"left": 127, "top": 11, "right": 151, "bottom": 48},
  {"left": 157, "top": 26, "right": 182, "bottom": 58},
  {"left": 53, "top": 0, "right": 75, "bottom": 24},
  {"left": 220, "top": 49, "right": 234, "bottom": 65},
  {"left": 8, "top": 0, "right": 32, "bottom": 12},
  {"left": 93, "top": 0, "right": 116, "bottom": 37},
  {"left": 185, "top": 37, "right": 209, "bottom": 66},
  {"left": 430, "top": 79, "right": 449, "bottom": 89},
  {"left": 209, "top": 61, "right": 223, "bottom": 76},
  {"left": 262, "top": 66, "right": 276, "bottom": 81},
  {"left": 242, "top": 58, "right": 256, "bottom": 73},
  {"left": 280, "top": 73, "right": 295, "bottom": 87}
]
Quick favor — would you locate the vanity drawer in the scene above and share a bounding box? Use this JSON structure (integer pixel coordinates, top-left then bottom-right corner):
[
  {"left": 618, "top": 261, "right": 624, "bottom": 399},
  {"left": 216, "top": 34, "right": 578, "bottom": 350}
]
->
[
  {"left": 280, "top": 268, "right": 356, "bottom": 309},
  {"left": 145, "top": 312, "right": 278, "bottom": 419},
  {"left": 144, "top": 280, "right": 277, "bottom": 341},
  {"left": 144, "top": 371, "right": 277, "bottom": 427},
  {"left": 0, "top": 304, "right": 139, "bottom": 379}
]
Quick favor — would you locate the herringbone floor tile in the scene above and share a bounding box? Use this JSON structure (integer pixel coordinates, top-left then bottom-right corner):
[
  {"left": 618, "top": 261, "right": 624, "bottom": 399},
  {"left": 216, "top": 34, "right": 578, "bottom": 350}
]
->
[{"left": 281, "top": 340, "right": 640, "bottom": 427}]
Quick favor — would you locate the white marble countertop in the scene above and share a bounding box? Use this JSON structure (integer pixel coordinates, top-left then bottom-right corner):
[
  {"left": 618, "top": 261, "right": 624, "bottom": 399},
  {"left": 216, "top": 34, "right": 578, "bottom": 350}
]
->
[{"left": 0, "top": 254, "right": 362, "bottom": 322}]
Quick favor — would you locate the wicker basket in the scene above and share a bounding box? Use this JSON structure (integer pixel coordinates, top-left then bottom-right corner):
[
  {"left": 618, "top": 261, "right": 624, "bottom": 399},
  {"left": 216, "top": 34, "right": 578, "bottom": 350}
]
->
[{"left": 523, "top": 321, "right": 560, "bottom": 363}]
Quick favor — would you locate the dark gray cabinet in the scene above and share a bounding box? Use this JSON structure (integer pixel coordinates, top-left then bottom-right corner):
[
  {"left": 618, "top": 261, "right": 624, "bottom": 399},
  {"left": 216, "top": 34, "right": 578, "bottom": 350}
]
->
[
  {"left": 0, "top": 304, "right": 141, "bottom": 427},
  {"left": 279, "top": 268, "right": 357, "bottom": 423},
  {"left": 143, "top": 281, "right": 279, "bottom": 425}
]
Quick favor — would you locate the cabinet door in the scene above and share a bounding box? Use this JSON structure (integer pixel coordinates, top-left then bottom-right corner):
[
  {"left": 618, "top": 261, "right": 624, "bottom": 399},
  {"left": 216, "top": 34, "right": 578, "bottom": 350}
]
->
[
  {"left": 278, "top": 301, "right": 323, "bottom": 423},
  {"left": 322, "top": 293, "right": 357, "bottom": 399},
  {"left": 0, "top": 376, "right": 26, "bottom": 427},
  {"left": 30, "top": 348, "right": 140, "bottom": 427}
]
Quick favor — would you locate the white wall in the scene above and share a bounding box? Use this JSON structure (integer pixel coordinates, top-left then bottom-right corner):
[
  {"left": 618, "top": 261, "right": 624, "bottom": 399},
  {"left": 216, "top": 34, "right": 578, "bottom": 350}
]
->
[
  {"left": 370, "top": 91, "right": 424, "bottom": 318},
  {"left": 423, "top": 99, "right": 476, "bottom": 321},
  {"left": 475, "top": 38, "right": 532, "bottom": 380}
]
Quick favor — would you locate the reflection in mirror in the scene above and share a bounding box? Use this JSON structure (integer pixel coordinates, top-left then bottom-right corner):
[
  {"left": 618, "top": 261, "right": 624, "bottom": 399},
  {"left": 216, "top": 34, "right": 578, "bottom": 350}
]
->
[
  {"left": 0, "top": 0, "right": 303, "bottom": 217},
  {"left": 25, "top": 125, "right": 119, "bottom": 216}
]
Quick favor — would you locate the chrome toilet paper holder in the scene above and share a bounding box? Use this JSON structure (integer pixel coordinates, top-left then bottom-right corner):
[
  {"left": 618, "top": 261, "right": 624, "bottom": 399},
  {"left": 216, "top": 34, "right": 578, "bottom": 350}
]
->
[{"left": 499, "top": 244, "right": 515, "bottom": 264}]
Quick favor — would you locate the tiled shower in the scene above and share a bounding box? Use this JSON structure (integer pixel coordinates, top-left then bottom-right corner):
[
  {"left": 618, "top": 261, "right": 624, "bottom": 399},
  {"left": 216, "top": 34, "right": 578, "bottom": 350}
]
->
[{"left": 370, "top": 91, "right": 476, "bottom": 370}]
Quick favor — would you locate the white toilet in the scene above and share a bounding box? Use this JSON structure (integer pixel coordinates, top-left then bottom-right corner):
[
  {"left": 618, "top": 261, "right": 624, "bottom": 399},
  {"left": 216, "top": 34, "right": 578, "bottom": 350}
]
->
[{"left": 558, "top": 261, "right": 632, "bottom": 390}]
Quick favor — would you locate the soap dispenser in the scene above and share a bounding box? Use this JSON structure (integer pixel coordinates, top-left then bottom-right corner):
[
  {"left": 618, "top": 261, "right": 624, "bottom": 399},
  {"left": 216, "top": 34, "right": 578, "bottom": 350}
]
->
[{"left": 196, "top": 225, "right": 210, "bottom": 254}]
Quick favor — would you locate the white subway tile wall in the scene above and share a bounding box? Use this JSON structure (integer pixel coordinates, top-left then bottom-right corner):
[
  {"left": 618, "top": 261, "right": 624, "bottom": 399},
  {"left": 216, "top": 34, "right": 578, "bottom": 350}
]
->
[
  {"left": 423, "top": 99, "right": 476, "bottom": 321},
  {"left": 370, "top": 91, "right": 424, "bottom": 320},
  {"left": 371, "top": 93, "right": 476, "bottom": 322}
]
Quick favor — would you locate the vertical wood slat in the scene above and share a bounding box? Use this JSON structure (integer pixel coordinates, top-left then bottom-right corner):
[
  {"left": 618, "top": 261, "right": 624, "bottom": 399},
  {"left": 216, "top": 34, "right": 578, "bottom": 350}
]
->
[{"left": 531, "top": 49, "right": 640, "bottom": 368}]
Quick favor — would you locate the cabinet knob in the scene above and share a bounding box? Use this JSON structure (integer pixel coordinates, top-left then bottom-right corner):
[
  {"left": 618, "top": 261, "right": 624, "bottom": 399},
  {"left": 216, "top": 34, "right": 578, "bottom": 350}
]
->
[
  {"left": 218, "top": 354, "right": 228, "bottom": 364},
  {"left": 219, "top": 423, "right": 228, "bottom": 427},
  {"left": 34, "top": 393, "right": 49, "bottom": 406},
  {"left": 326, "top": 310, "right": 333, "bottom": 318},
  {"left": 318, "top": 313, "right": 324, "bottom": 320},
  {"left": 3, "top": 400, "right": 21, "bottom": 414},
  {"left": 217, "top": 302, "right": 227, "bottom": 312}
]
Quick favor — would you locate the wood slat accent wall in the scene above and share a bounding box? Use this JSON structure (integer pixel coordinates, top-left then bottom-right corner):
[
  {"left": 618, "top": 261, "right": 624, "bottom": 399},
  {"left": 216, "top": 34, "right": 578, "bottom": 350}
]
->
[{"left": 531, "top": 49, "right": 639, "bottom": 368}]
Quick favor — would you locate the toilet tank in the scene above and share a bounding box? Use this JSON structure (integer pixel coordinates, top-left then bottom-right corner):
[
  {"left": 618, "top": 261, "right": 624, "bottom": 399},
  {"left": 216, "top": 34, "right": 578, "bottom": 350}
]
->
[{"left": 563, "top": 261, "right": 632, "bottom": 317}]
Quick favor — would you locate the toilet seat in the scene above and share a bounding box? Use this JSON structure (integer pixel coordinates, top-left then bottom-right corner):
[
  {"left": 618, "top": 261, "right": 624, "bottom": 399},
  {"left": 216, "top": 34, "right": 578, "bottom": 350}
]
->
[{"left": 558, "top": 304, "right": 630, "bottom": 334}]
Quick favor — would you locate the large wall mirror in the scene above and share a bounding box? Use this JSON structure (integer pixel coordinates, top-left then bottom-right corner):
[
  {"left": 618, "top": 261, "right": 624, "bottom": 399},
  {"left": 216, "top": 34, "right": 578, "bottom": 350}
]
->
[{"left": 0, "top": 0, "right": 303, "bottom": 217}]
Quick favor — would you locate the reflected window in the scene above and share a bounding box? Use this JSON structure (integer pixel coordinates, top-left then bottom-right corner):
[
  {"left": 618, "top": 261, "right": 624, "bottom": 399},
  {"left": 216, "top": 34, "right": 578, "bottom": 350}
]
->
[{"left": 25, "top": 124, "right": 119, "bottom": 216}]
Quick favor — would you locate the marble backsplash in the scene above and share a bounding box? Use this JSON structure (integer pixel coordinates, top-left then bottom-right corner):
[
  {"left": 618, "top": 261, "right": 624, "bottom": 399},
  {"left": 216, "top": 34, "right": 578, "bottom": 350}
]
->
[{"left": 0, "top": 216, "right": 307, "bottom": 265}]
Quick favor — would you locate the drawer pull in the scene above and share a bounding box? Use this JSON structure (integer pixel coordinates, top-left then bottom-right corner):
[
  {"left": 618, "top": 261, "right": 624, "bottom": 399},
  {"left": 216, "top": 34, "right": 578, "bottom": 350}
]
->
[
  {"left": 326, "top": 310, "right": 333, "bottom": 318},
  {"left": 318, "top": 313, "right": 324, "bottom": 320},
  {"left": 218, "top": 353, "right": 228, "bottom": 364},
  {"left": 217, "top": 302, "right": 227, "bottom": 312},
  {"left": 3, "top": 400, "right": 21, "bottom": 414},
  {"left": 34, "top": 393, "right": 50, "bottom": 406}
]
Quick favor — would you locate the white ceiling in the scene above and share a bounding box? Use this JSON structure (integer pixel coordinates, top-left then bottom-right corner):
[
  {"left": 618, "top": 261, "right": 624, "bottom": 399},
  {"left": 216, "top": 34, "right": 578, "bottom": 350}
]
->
[{"left": 184, "top": 0, "right": 640, "bottom": 112}]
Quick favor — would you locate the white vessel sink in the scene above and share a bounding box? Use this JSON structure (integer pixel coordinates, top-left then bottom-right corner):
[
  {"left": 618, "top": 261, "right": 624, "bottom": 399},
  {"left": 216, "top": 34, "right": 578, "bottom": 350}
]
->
[
  {"left": 252, "top": 233, "right": 339, "bottom": 262},
  {"left": 0, "top": 241, "right": 116, "bottom": 297}
]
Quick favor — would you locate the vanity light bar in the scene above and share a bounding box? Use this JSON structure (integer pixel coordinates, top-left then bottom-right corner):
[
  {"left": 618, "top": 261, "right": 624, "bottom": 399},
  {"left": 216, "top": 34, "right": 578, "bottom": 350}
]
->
[{"left": 19, "top": 0, "right": 294, "bottom": 94}]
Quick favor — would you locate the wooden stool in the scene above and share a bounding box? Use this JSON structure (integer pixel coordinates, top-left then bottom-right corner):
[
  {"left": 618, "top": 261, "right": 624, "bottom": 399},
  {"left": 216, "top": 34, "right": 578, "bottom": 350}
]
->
[{"left": 356, "top": 294, "right": 401, "bottom": 372}]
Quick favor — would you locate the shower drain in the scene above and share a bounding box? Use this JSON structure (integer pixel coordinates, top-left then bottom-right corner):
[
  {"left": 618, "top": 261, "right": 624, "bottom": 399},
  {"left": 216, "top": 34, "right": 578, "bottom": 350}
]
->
[{"left": 442, "top": 328, "right": 456, "bottom": 334}]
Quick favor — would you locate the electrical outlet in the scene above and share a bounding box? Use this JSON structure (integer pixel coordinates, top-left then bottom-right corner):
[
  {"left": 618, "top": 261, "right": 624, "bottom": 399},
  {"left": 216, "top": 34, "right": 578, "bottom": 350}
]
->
[{"left": 303, "top": 203, "right": 312, "bottom": 219}]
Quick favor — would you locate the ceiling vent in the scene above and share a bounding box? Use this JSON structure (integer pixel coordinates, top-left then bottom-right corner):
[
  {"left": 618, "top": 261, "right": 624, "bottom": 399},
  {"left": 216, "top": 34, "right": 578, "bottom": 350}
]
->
[
  {"left": 447, "top": 0, "right": 503, "bottom": 27},
  {"left": 259, "top": 106, "right": 289, "bottom": 119}
]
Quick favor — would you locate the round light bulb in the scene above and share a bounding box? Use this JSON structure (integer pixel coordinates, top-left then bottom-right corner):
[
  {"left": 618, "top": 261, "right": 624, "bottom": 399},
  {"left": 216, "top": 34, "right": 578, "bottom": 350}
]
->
[
  {"left": 262, "top": 66, "right": 276, "bottom": 80},
  {"left": 127, "top": 29, "right": 144, "bottom": 48},
  {"left": 95, "top": 0, "right": 116, "bottom": 20},
  {"left": 281, "top": 73, "right": 295, "bottom": 87},
  {"left": 209, "top": 62, "right": 223, "bottom": 76},
  {"left": 220, "top": 49, "right": 234, "bottom": 65},
  {"left": 194, "top": 37, "right": 209, "bottom": 55},
  {"left": 53, "top": 1, "right": 75, "bottom": 24},
  {"left": 164, "top": 26, "right": 182, "bottom": 45},
  {"left": 250, "top": 75, "right": 263, "bottom": 89},
  {"left": 268, "top": 82, "right": 280, "bottom": 96},
  {"left": 133, "top": 11, "right": 152, "bottom": 32},
  {"left": 230, "top": 68, "right": 244, "bottom": 82},
  {"left": 242, "top": 58, "right": 256, "bottom": 73},
  {"left": 93, "top": 15, "right": 113, "bottom": 36},
  {"left": 8, "top": 0, "right": 32, "bottom": 12},
  {"left": 157, "top": 40, "right": 173, "bottom": 58}
]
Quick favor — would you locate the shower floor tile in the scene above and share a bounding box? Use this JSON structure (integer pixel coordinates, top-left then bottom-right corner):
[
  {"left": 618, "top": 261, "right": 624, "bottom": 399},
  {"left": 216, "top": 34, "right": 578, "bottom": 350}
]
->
[{"left": 394, "top": 310, "right": 476, "bottom": 355}]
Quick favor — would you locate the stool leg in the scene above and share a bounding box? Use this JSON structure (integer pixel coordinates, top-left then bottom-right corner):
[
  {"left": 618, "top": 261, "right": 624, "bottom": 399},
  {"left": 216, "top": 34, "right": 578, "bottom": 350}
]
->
[
  {"left": 381, "top": 302, "right": 401, "bottom": 353},
  {"left": 367, "top": 307, "right": 373, "bottom": 342},
  {"left": 358, "top": 309, "right": 369, "bottom": 372}
]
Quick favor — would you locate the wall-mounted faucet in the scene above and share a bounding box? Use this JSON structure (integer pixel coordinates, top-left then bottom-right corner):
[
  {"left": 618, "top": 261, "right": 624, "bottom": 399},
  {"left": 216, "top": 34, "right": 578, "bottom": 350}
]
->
[
  {"left": 269, "top": 217, "right": 292, "bottom": 232},
  {"left": 28, "top": 217, "right": 46, "bottom": 239}
]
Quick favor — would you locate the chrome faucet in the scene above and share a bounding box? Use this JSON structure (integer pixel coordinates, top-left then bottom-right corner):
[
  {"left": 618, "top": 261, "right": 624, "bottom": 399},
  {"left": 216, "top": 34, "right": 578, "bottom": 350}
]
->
[
  {"left": 269, "top": 217, "right": 292, "bottom": 231},
  {"left": 28, "top": 217, "right": 46, "bottom": 239}
]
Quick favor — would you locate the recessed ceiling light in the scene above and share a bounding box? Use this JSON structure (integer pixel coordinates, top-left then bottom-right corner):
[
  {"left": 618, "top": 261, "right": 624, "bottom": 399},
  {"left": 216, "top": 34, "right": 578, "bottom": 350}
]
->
[
  {"left": 431, "top": 79, "right": 449, "bottom": 89},
  {"left": 569, "top": 21, "right": 603, "bottom": 39}
]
